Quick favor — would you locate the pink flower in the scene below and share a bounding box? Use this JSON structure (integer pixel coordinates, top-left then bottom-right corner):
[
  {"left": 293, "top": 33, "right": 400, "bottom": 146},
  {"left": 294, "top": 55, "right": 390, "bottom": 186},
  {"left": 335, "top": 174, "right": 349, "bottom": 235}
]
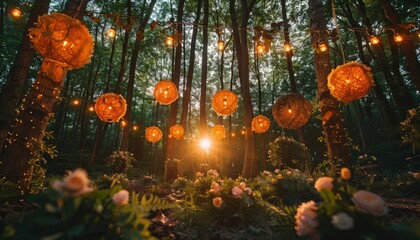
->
[
  {"left": 274, "top": 169, "right": 281, "bottom": 174},
  {"left": 277, "top": 174, "right": 283, "bottom": 180},
  {"left": 351, "top": 190, "right": 387, "bottom": 216},
  {"left": 244, "top": 187, "right": 252, "bottom": 195},
  {"left": 232, "top": 186, "right": 243, "bottom": 198},
  {"left": 196, "top": 172, "right": 204, "bottom": 178},
  {"left": 112, "top": 189, "right": 129, "bottom": 206},
  {"left": 212, "top": 197, "right": 223, "bottom": 208},
  {"left": 295, "top": 201, "right": 318, "bottom": 237},
  {"left": 287, "top": 171, "right": 292, "bottom": 176},
  {"left": 314, "top": 177, "right": 333, "bottom": 192},
  {"left": 209, "top": 181, "right": 221, "bottom": 195},
  {"left": 271, "top": 178, "right": 277, "bottom": 184},
  {"left": 52, "top": 168, "right": 92, "bottom": 197}
]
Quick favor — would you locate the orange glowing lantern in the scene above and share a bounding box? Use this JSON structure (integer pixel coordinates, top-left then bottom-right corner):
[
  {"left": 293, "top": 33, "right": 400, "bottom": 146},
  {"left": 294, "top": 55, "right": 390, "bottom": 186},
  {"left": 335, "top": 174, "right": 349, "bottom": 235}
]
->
[
  {"left": 211, "top": 90, "right": 238, "bottom": 116},
  {"left": 252, "top": 115, "right": 270, "bottom": 134},
  {"left": 394, "top": 34, "right": 403, "bottom": 43},
  {"left": 170, "top": 125, "right": 184, "bottom": 139},
  {"left": 10, "top": 7, "right": 22, "bottom": 19},
  {"left": 29, "top": 13, "right": 94, "bottom": 69},
  {"left": 217, "top": 40, "right": 225, "bottom": 51},
  {"left": 318, "top": 42, "right": 328, "bottom": 52},
  {"left": 328, "top": 61, "right": 373, "bottom": 103},
  {"left": 165, "top": 36, "right": 174, "bottom": 46},
  {"left": 107, "top": 27, "right": 116, "bottom": 38},
  {"left": 95, "top": 93, "right": 127, "bottom": 122},
  {"left": 153, "top": 80, "right": 178, "bottom": 105},
  {"left": 369, "top": 35, "right": 380, "bottom": 45},
  {"left": 211, "top": 124, "right": 226, "bottom": 141},
  {"left": 88, "top": 105, "right": 95, "bottom": 112},
  {"left": 72, "top": 99, "right": 80, "bottom": 106},
  {"left": 283, "top": 42, "right": 292, "bottom": 52},
  {"left": 256, "top": 43, "right": 265, "bottom": 55},
  {"left": 272, "top": 93, "right": 312, "bottom": 129},
  {"left": 145, "top": 126, "right": 162, "bottom": 143}
]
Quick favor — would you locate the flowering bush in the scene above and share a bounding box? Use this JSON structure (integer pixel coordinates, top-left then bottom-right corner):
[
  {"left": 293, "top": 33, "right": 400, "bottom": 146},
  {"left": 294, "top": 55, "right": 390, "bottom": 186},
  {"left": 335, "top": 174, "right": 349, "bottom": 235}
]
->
[
  {"left": 95, "top": 173, "right": 131, "bottom": 190},
  {"left": 253, "top": 169, "right": 318, "bottom": 205},
  {"left": 268, "top": 137, "right": 313, "bottom": 171},
  {"left": 3, "top": 169, "right": 173, "bottom": 239},
  {"left": 295, "top": 168, "right": 419, "bottom": 239},
  {"left": 105, "top": 151, "right": 135, "bottom": 173},
  {"left": 401, "top": 107, "right": 420, "bottom": 154}
]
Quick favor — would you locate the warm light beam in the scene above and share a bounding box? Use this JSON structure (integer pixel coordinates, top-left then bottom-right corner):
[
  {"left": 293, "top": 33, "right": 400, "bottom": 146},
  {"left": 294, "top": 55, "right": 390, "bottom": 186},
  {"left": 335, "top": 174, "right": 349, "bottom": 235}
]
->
[{"left": 200, "top": 138, "right": 211, "bottom": 151}]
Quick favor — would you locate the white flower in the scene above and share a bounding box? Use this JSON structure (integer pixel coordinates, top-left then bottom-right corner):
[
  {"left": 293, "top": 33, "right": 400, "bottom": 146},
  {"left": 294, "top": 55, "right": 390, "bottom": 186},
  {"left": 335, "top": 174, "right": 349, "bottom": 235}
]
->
[
  {"left": 352, "top": 190, "right": 387, "bottom": 216},
  {"left": 331, "top": 212, "right": 354, "bottom": 230},
  {"left": 112, "top": 189, "right": 129, "bottom": 206},
  {"left": 295, "top": 201, "right": 318, "bottom": 236},
  {"left": 314, "top": 177, "right": 334, "bottom": 192},
  {"left": 52, "top": 168, "right": 92, "bottom": 197}
]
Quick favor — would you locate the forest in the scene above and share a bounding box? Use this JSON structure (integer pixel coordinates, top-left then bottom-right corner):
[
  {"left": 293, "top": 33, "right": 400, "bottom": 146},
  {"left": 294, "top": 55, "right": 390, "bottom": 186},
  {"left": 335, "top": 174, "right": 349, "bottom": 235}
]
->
[{"left": 0, "top": 0, "right": 419, "bottom": 239}]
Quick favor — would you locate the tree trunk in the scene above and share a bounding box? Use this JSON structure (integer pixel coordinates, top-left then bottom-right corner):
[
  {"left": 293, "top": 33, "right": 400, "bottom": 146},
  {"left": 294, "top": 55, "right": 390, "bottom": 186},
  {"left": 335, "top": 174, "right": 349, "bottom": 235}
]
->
[
  {"left": 230, "top": 0, "right": 257, "bottom": 178},
  {"left": 0, "top": 0, "right": 51, "bottom": 152},
  {"left": 121, "top": 0, "right": 156, "bottom": 151},
  {"left": 199, "top": 0, "right": 209, "bottom": 135},
  {"left": 309, "top": 0, "right": 350, "bottom": 170},
  {"left": 378, "top": 0, "right": 420, "bottom": 92},
  {"left": 0, "top": 0, "right": 89, "bottom": 193}
]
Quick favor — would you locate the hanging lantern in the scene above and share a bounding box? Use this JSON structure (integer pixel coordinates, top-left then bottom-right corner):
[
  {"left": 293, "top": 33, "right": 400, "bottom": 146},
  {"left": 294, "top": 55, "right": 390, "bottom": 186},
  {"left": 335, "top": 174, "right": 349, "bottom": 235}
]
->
[
  {"left": 10, "top": 7, "right": 22, "bottom": 19},
  {"left": 283, "top": 42, "right": 292, "bottom": 52},
  {"left": 252, "top": 115, "right": 270, "bottom": 134},
  {"left": 145, "top": 126, "right": 162, "bottom": 143},
  {"left": 211, "top": 124, "right": 226, "bottom": 141},
  {"left": 272, "top": 93, "right": 312, "bottom": 129},
  {"left": 170, "top": 124, "right": 184, "bottom": 139},
  {"left": 393, "top": 33, "right": 403, "bottom": 43},
  {"left": 107, "top": 27, "right": 116, "bottom": 38},
  {"left": 256, "top": 43, "right": 265, "bottom": 55},
  {"left": 153, "top": 80, "right": 178, "bottom": 105},
  {"left": 95, "top": 93, "right": 127, "bottom": 122},
  {"left": 211, "top": 90, "right": 238, "bottom": 116},
  {"left": 327, "top": 61, "right": 373, "bottom": 103},
  {"left": 369, "top": 35, "right": 380, "bottom": 45},
  {"left": 318, "top": 42, "right": 328, "bottom": 52},
  {"left": 165, "top": 36, "right": 174, "bottom": 46},
  {"left": 217, "top": 40, "right": 225, "bottom": 51},
  {"left": 29, "top": 13, "right": 94, "bottom": 69}
]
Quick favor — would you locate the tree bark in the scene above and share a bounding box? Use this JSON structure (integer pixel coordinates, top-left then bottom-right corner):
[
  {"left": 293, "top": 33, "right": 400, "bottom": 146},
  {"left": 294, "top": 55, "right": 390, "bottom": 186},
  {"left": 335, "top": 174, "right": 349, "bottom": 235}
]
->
[
  {"left": 378, "top": 0, "right": 420, "bottom": 92},
  {"left": 309, "top": 0, "right": 351, "bottom": 170},
  {"left": 229, "top": 0, "right": 257, "bottom": 178},
  {"left": 199, "top": 0, "right": 209, "bottom": 135},
  {"left": 0, "top": 0, "right": 51, "bottom": 152}
]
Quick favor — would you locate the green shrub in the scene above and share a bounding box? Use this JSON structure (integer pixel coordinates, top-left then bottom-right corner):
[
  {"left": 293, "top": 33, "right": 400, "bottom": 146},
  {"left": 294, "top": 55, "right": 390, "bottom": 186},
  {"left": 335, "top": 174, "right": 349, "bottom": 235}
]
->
[
  {"left": 401, "top": 107, "right": 420, "bottom": 154},
  {"left": 268, "top": 137, "right": 313, "bottom": 171},
  {"left": 105, "top": 151, "right": 135, "bottom": 173}
]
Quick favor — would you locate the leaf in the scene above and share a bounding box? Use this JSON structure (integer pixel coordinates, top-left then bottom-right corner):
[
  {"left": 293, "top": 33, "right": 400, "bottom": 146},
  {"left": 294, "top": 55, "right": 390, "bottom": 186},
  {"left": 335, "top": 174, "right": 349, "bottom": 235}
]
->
[{"left": 320, "top": 189, "right": 335, "bottom": 204}]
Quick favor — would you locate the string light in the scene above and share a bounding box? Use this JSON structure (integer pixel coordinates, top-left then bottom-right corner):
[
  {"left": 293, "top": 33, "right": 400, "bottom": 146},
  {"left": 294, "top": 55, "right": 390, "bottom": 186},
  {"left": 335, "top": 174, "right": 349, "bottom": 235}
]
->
[
  {"left": 165, "top": 36, "right": 174, "bottom": 46},
  {"left": 217, "top": 40, "right": 225, "bottom": 51},
  {"left": 10, "top": 7, "right": 22, "bottom": 19},
  {"left": 88, "top": 106, "right": 95, "bottom": 112},
  {"left": 283, "top": 42, "right": 292, "bottom": 52},
  {"left": 318, "top": 42, "right": 328, "bottom": 52},
  {"left": 107, "top": 27, "right": 116, "bottom": 38},
  {"left": 394, "top": 33, "right": 403, "bottom": 43},
  {"left": 231, "top": 133, "right": 235, "bottom": 137},
  {"left": 241, "top": 129, "right": 245, "bottom": 135},
  {"left": 72, "top": 99, "right": 80, "bottom": 106},
  {"left": 369, "top": 35, "right": 380, "bottom": 45},
  {"left": 121, "top": 120, "right": 127, "bottom": 127},
  {"left": 132, "top": 125, "right": 138, "bottom": 131}
]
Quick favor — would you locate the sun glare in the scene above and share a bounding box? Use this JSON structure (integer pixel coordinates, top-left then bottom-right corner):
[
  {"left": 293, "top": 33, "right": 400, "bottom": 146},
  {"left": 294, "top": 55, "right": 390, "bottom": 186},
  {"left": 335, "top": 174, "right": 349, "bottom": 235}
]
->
[{"left": 200, "top": 138, "right": 211, "bottom": 151}]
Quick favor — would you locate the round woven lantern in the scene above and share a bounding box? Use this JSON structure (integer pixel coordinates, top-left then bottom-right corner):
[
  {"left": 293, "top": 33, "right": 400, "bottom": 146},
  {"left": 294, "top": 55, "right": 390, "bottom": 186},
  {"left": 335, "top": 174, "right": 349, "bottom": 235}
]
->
[
  {"left": 272, "top": 93, "right": 312, "bottom": 129},
  {"left": 252, "top": 115, "right": 270, "bottom": 134},
  {"left": 145, "top": 126, "right": 163, "bottom": 143},
  {"left": 95, "top": 93, "right": 127, "bottom": 122},
  {"left": 211, "top": 90, "right": 238, "bottom": 116},
  {"left": 170, "top": 125, "right": 184, "bottom": 139},
  {"left": 29, "top": 13, "right": 93, "bottom": 69},
  {"left": 211, "top": 124, "right": 226, "bottom": 141},
  {"left": 153, "top": 80, "right": 178, "bottom": 105},
  {"left": 327, "top": 61, "right": 373, "bottom": 103}
]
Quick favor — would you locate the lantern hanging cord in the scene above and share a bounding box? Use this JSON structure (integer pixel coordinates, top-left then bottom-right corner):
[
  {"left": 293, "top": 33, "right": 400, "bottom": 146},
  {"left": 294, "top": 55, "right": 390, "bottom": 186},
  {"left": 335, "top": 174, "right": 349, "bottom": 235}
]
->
[{"left": 332, "top": 0, "right": 346, "bottom": 64}]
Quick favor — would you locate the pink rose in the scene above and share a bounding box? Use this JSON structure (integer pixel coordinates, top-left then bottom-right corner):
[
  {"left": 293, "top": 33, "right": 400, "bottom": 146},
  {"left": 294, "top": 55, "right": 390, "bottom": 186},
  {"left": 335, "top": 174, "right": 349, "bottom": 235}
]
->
[
  {"left": 212, "top": 197, "right": 223, "bottom": 208},
  {"left": 209, "top": 181, "right": 221, "bottom": 195},
  {"left": 314, "top": 177, "right": 333, "bottom": 192},
  {"left": 277, "top": 174, "right": 283, "bottom": 180},
  {"left": 113, "top": 189, "right": 129, "bottom": 206},
  {"left": 239, "top": 182, "right": 246, "bottom": 190},
  {"left": 295, "top": 201, "right": 318, "bottom": 237},
  {"left": 52, "top": 168, "right": 92, "bottom": 196},
  {"left": 232, "top": 186, "right": 243, "bottom": 198},
  {"left": 351, "top": 190, "right": 387, "bottom": 216}
]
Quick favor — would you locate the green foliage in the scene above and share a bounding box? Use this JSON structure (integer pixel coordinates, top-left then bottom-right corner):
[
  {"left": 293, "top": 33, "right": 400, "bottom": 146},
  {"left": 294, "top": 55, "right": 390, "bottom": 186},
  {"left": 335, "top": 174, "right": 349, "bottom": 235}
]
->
[
  {"left": 0, "top": 178, "right": 19, "bottom": 201},
  {"left": 94, "top": 173, "right": 131, "bottom": 190},
  {"left": 252, "top": 169, "right": 318, "bottom": 206},
  {"left": 105, "top": 151, "right": 136, "bottom": 174},
  {"left": 268, "top": 136, "right": 313, "bottom": 171},
  {"left": 401, "top": 107, "right": 420, "bottom": 154}
]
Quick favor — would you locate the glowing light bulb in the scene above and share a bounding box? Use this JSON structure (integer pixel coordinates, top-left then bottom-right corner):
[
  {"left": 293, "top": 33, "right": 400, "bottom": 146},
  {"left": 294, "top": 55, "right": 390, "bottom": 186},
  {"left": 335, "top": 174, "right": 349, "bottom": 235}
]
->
[
  {"left": 288, "top": 108, "right": 292, "bottom": 113},
  {"left": 132, "top": 125, "right": 138, "bottom": 131},
  {"left": 88, "top": 106, "right": 95, "bottom": 112},
  {"left": 63, "top": 40, "right": 68, "bottom": 47},
  {"left": 394, "top": 34, "right": 403, "bottom": 43},
  {"left": 283, "top": 42, "right": 292, "bottom": 52},
  {"left": 121, "top": 120, "right": 127, "bottom": 127},
  {"left": 318, "top": 43, "right": 328, "bottom": 52},
  {"left": 257, "top": 44, "right": 265, "bottom": 55},
  {"left": 370, "top": 35, "right": 380, "bottom": 45},
  {"left": 345, "top": 79, "right": 350, "bottom": 84},
  {"left": 72, "top": 99, "right": 80, "bottom": 106},
  {"left": 10, "top": 8, "right": 22, "bottom": 19},
  {"left": 200, "top": 138, "right": 211, "bottom": 151},
  {"left": 231, "top": 133, "right": 235, "bottom": 137},
  {"left": 108, "top": 106, "right": 113, "bottom": 110},
  {"left": 152, "top": 133, "right": 156, "bottom": 137},
  {"left": 107, "top": 27, "right": 116, "bottom": 38},
  {"left": 217, "top": 40, "right": 225, "bottom": 51},
  {"left": 241, "top": 130, "right": 245, "bottom": 135},
  {"left": 165, "top": 36, "right": 174, "bottom": 46},
  {"left": 164, "top": 90, "right": 168, "bottom": 96}
]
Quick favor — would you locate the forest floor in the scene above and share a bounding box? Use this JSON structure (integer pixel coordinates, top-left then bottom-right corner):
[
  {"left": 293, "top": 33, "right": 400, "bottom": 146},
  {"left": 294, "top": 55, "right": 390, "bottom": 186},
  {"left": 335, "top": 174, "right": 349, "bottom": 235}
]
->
[{"left": 385, "top": 197, "right": 420, "bottom": 223}]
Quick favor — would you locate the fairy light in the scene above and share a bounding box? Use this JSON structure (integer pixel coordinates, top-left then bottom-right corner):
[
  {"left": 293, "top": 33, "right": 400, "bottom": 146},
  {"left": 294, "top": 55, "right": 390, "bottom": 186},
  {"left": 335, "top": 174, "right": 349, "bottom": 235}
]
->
[
  {"left": 10, "top": 7, "right": 22, "bottom": 19},
  {"left": 165, "top": 36, "right": 174, "bottom": 46},
  {"left": 394, "top": 33, "right": 403, "bottom": 43},
  {"left": 132, "top": 125, "right": 138, "bottom": 131},
  {"left": 107, "top": 27, "right": 116, "bottom": 38},
  {"left": 88, "top": 106, "right": 95, "bottom": 112},
  {"left": 318, "top": 42, "right": 328, "bottom": 52},
  {"left": 121, "top": 120, "right": 127, "bottom": 127},
  {"left": 283, "top": 42, "right": 292, "bottom": 52},
  {"left": 231, "top": 132, "right": 235, "bottom": 137},
  {"left": 72, "top": 99, "right": 80, "bottom": 106},
  {"left": 369, "top": 35, "right": 380, "bottom": 45}
]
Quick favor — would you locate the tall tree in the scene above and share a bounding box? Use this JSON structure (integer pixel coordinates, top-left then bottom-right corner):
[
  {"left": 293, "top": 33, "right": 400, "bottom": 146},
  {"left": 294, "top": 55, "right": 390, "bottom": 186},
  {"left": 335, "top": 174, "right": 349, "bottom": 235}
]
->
[
  {"left": 309, "top": 0, "right": 350, "bottom": 169},
  {"left": 0, "top": 0, "right": 51, "bottom": 152},
  {"left": 199, "top": 0, "right": 209, "bottom": 134},
  {"left": 0, "top": 0, "right": 90, "bottom": 193},
  {"left": 378, "top": 0, "right": 420, "bottom": 92},
  {"left": 229, "top": 0, "right": 257, "bottom": 178}
]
